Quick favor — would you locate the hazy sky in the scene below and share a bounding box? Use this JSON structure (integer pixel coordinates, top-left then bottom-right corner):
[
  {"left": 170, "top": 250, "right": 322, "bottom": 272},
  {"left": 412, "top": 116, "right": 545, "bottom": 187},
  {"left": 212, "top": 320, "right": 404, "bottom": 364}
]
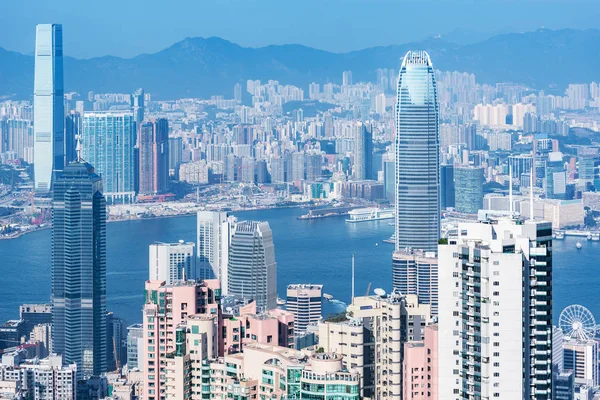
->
[{"left": 2, "top": 0, "right": 599, "bottom": 58}]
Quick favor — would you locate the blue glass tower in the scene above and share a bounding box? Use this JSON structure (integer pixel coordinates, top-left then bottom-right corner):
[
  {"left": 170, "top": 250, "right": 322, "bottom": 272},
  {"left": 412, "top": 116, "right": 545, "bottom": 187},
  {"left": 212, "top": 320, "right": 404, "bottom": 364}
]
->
[
  {"left": 82, "top": 112, "right": 136, "bottom": 203},
  {"left": 52, "top": 160, "right": 107, "bottom": 378},
  {"left": 394, "top": 51, "right": 440, "bottom": 253}
]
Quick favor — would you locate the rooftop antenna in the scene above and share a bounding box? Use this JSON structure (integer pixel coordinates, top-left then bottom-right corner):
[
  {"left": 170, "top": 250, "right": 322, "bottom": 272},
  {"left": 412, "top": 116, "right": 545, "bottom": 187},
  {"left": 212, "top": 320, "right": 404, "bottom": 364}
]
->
[
  {"left": 351, "top": 254, "right": 355, "bottom": 305},
  {"left": 75, "top": 134, "right": 83, "bottom": 162},
  {"left": 529, "top": 170, "right": 534, "bottom": 221},
  {"left": 509, "top": 164, "right": 513, "bottom": 217}
]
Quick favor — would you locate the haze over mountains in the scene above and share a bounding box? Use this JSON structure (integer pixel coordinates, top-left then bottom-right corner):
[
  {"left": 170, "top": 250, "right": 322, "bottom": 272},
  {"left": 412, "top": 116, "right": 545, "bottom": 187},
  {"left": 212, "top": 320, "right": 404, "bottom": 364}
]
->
[{"left": 1, "top": 28, "right": 598, "bottom": 100}]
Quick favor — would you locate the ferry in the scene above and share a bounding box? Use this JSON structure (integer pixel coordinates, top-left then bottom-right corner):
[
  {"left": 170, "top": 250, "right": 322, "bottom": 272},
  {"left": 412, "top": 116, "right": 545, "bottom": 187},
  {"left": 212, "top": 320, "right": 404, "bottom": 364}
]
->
[
  {"left": 276, "top": 297, "right": 286, "bottom": 306},
  {"left": 323, "top": 294, "right": 334, "bottom": 301},
  {"left": 553, "top": 231, "right": 565, "bottom": 240},
  {"left": 345, "top": 207, "right": 394, "bottom": 223},
  {"left": 592, "top": 233, "right": 600, "bottom": 241}
]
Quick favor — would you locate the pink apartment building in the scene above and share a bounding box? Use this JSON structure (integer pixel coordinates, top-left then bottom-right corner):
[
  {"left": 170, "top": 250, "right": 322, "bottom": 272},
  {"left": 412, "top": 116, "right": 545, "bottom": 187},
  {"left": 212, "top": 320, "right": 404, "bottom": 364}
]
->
[{"left": 402, "top": 325, "right": 438, "bottom": 400}]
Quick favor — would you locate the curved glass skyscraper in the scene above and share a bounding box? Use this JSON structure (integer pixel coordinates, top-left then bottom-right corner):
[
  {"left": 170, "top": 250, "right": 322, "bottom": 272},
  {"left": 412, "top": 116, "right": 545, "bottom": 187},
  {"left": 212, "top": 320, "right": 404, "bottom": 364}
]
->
[{"left": 394, "top": 51, "right": 440, "bottom": 253}]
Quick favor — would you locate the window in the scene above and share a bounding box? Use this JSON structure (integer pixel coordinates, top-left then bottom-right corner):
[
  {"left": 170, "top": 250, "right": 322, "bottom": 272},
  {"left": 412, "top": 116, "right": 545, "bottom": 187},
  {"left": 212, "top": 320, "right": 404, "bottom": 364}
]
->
[
  {"left": 493, "top": 281, "right": 500, "bottom": 286},
  {"left": 493, "top": 352, "right": 499, "bottom": 357}
]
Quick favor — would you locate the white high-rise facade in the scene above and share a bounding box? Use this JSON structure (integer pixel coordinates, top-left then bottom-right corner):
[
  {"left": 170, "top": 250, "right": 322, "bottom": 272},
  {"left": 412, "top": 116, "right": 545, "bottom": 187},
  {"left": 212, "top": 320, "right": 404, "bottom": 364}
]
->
[
  {"left": 286, "top": 284, "right": 322, "bottom": 334},
  {"left": 148, "top": 242, "right": 196, "bottom": 284},
  {"left": 34, "top": 24, "right": 64, "bottom": 193},
  {"left": 438, "top": 218, "right": 553, "bottom": 400},
  {"left": 197, "top": 211, "right": 236, "bottom": 292}
]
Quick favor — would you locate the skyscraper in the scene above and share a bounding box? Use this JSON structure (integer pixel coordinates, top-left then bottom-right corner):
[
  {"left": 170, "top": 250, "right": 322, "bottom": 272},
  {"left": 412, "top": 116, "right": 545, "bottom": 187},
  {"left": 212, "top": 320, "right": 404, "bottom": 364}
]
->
[
  {"left": 52, "top": 159, "right": 107, "bottom": 378},
  {"left": 148, "top": 241, "right": 197, "bottom": 284},
  {"left": 353, "top": 122, "right": 373, "bottom": 180},
  {"left": 82, "top": 112, "right": 136, "bottom": 203},
  {"left": 438, "top": 218, "right": 553, "bottom": 399},
  {"left": 197, "top": 211, "right": 236, "bottom": 288},
  {"left": 138, "top": 119, "right": 169, "bottom": 195},
  {"left": 395, "top": 51, "right": 440, "bottom": 253},
  {"left": 34, "top": 24, "right": 64, "bottom": 193},
  {"left": 228, "top": 220, "right": 277, "bottom": 312},
  {"left": 286, "top": 284, "right": 322, "bottom": 334},
  {"left": 454, "top": 166, "right": 484, "bottom": 214},
  {"left": 65, "top": 111, "right": 82, "bottom": 165},
  {"left": 392, "top": 250, "right": 438, "bottom": 316},
  {"left": 131, "top": 88, "right": 144, "bottom": 128}
]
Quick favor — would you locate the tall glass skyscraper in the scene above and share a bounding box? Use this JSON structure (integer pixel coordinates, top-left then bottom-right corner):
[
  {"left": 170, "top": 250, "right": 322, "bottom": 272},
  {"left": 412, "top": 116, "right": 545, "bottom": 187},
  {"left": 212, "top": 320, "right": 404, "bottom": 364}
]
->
[
  {"left": 52, "top": 160, "right": 107, "bottom": 378},
  {"left": 82, "top": 112, "right": 136, "bottom": 203},
  {"left": 138, "top": 118, "right": 169, "bottom": 195},
  {"left": 227, "top": 220, "right": 277, "bottom": 312},
  {"left": 353, "top": 122, "right": 373, "bottom": 180},
  {"left": 197, "top": 211, "right": 236, "bottom": 291},
  {"left": 395, "top": 51, "right": 440, "bottom": 253},
  {"left": 34, "top": 24, "right": 64, "bottom": 194}
]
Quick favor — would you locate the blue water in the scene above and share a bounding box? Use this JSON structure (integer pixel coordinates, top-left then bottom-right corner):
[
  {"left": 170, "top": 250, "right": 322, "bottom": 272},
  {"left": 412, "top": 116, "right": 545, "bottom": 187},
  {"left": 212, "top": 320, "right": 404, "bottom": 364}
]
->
[{"left": 0, "top": 207, "right": 597, "bottom": 325}]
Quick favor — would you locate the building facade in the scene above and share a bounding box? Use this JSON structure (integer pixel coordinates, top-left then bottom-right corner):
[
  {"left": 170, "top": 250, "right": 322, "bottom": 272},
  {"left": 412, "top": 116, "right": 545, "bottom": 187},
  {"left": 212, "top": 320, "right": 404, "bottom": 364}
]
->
[
  {"left": 286, "top": 284, "right": 322, "bottom": 334},
  {"left": 82, "top": 112, "right": 136, "bottom": 203},
  {"left": 34, "top": 24, "right": 64, "bottom": 193},
  {"left": 454, "top": 166, "right": 484, "bottom": 214},
  {"left": 148, "top": 242, "right": 196, "bottom": 284},
  {"left": 438, "top": 218, "right": 553, "bottom": 399},
  {"left": 228, "top": 221, "right": 277, "bottom": 312},
  {"left": 394, "top": 50, "right": 440, "bottom": 253},
  {"left": 392, "top": 250, "right": 438, "bottom": 316},
  {"left": 138, "top": 118, "right": 169, "bottom": 195},
  {"left": 196, "top": 211, "right": 236, "bottom": 288},
  {"left": 52, "top": 160, "right": 107, "bottom": 378},
  {"left": 353, "top": 122, "right": 373, "bottom": 180}
]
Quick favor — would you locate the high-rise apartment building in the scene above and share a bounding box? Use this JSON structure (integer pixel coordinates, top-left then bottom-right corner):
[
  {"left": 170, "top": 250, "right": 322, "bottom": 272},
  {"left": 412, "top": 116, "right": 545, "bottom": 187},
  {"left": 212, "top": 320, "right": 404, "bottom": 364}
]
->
[
  {"left": 402, "top": 325, "right": 438, "bottom": 400},
  {"left": 82, "top": 112, "right": 136, "bottom": 203},
  {"left": 52, "top": 160, "right": 107, "bottom": 378},
  {"left": 148, "top": 242, "right": 196, "bottom": 284},
  {"left": 4, "top": 119, "right": 33, "bottom": 162},
  {"left": 234, "top": 83, "right": 242, "bottom": 104},
  {"left": 131, "top": 88, "right": 145, "bottom": 128},
  {"left": 168, "top": 137, "right": 183, "bottom": 175},
  {"left": 126, "top": 323, "right": 144, "bottom": 370},
  {"left": 353, "top": 122, "right": 373, "bottom": 180},
  {"left": 454, "top": 166, "right": 484, "bottom": 214},
  {"left": 138, "top": 118, "right": 169, "bottom": 195},
  {"left": 228, "top": 221, "right": 277, "bottom": 312},
  {"left": 392, "top": 250, "right": 438, "bottom": 316},
  {"left": 342, "top": 71, "right": 353, "bottom": 86},
  {"left": 142, "top": 279, "right": 222, "bottom": 400},
  {"left": 438, "top": 218, "right": 553, "bottom": 399},
  {"left": 286, "top": 284, "right": 322, "bottom": 334},
  {"left": 395, "top": 51, "right": 440, "bottom": 253},
  {"left": 319, "top": 292, "right": 431, "bottom": 399},
  {"left": 197, "top": 211, "right": 236, "bottom": 289},
  {"left": 34, "top": 24, "right": 64, "bottom": 193}
]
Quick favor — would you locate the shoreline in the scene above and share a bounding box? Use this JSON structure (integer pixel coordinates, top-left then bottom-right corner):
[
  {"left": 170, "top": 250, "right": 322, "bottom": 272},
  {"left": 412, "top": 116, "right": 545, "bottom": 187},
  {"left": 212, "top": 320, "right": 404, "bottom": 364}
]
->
[{"left": 0, "top": 202, "right": 309, "bottom": 240}]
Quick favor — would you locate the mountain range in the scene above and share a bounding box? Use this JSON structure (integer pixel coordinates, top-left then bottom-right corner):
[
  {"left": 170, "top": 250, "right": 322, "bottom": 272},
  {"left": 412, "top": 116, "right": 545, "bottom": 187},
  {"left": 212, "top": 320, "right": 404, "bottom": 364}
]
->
[{"left": 0, "top": 28, "right": 598, "bottom": 100}]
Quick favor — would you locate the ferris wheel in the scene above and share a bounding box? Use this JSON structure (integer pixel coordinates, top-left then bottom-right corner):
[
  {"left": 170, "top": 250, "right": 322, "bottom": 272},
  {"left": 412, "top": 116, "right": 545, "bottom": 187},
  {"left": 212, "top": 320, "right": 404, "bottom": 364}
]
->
[{"left": 559, "top": 305, "right": 597, "bottom": 340}]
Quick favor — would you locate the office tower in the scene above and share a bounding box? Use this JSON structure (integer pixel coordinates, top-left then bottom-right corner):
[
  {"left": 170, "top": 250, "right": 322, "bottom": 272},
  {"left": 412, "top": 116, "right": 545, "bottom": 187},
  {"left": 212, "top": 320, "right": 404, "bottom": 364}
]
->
[
  {"left": 545, "top": 152, "right": 567, "bottom": 199},
  {"left": 383, "top": 153, "right": 395, "bottom": 203},
  {"left": 0, "top": 354, "right": 77, "bottom": 399},
  {"left": 402, "top": 325, "right": 438, "bottom": 400},
  {"left": 342, "top": 70, "right": 353, "bottom": 86},
  {"left": 148, "top": 242, "right": 196, "bottom": 284},
  {"left": 438, "top": 218, "right": 553, "bottom": 399},
  {"left": 19, "top": 303, "right": 52, "bottom": 334},
  {"left": 126, "top": 323, "right": 144, "bottom": 370},
  {"left": 319, "top": 292, "right": 431, "bottom": 398},
  {"left": 142, "top": 279, "right": 222, "bottom": 400},
  {"left": 255, "top": 159, "right": 268, "bottom": 183},
  {"left": 305, "top": 152, "right": 322, "bottom": 181},
  {"left": 168, "top": 137, "right": 183, "bottom": 174},
  {"left": 454, "top": 166, "right": 484, "bottom": 214},
  {"left": 138, "top": 119, "right": 169, "bottom": 194},
  {"left": 234, "top": 83, "right": 242, "bottom": 104},
  {"left": 0, "top": 320, "right": 27, "bottom": 350},
  {"left": 395, "top": 51, "right": 440, "bottom": 253},
  {"left": 33, "top": 24, "right": 64, "bottom": 193},
  {"left": 286, "top": 284, "right": 322, "bottom": 334},
  {"left": 353, "top": 122, "right": 373, "bottom": 180},
  {"left": 392, "top": 250, "right": 438, "bottom": 316},
  {"left": 228, "top": 221, "right": 277, "bottom": 312},
  {"left": 52, "top": 159, "right": 107, "bottom": 378},
  {"left": 65, "top": 112, "right": 81, "bottom": 164},
  {"left": 131, "top": 88, "right": 144, "bottom": 128},
  {"left": 82, "top": 112, "right": 136, "bottom": 203},
  {"left": 563, "top": 339, "right": 598, "bottom": 387},
  {"left": 197, "top": 211, "right": 236, "bottom": 290},
  {"left": 554, "top": 371, "right": 574, "bottom": 400},
  {"left": 106, "top": 312, "right": 126, "bottom": 372},
  {"left": 440, "top": 164, "right": 455, "bottom": 209}
]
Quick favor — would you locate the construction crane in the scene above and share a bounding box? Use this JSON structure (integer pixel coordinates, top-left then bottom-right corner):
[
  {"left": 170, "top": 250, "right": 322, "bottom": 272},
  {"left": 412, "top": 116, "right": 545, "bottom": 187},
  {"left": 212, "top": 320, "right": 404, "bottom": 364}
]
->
[
  {"left": 365, "top": 282, "right": 372, "bottom": 296},
  {"left": 113, "top": 337, "right": 120, "bottom": 372}
]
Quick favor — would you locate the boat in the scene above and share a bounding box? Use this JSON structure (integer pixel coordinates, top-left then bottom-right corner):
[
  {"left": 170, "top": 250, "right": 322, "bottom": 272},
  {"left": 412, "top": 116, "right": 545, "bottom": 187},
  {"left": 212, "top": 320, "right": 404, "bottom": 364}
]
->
[
  {"left": 576, "top": 242, "right": 582, "bottom": 250},
  {"left": 323, "top": 294, "right": 334, "bottom": 301},
  {"left": 592, "top": 233, "right": 600, "bottom": 241},
  {"left": 345, "top": 207, "right": 395, "bottom": 223},
  {"left": 587, "top": 233, "right": 592, "bottom": 241},
  {"left": 375, "top": 243, "right": 379, "bottom": 247},
  {"left": 554, "top": 231, "right": 565, "bottom": 240},
  {"left": 276, "top": 297, "right": 286, "bottom": 306}
]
